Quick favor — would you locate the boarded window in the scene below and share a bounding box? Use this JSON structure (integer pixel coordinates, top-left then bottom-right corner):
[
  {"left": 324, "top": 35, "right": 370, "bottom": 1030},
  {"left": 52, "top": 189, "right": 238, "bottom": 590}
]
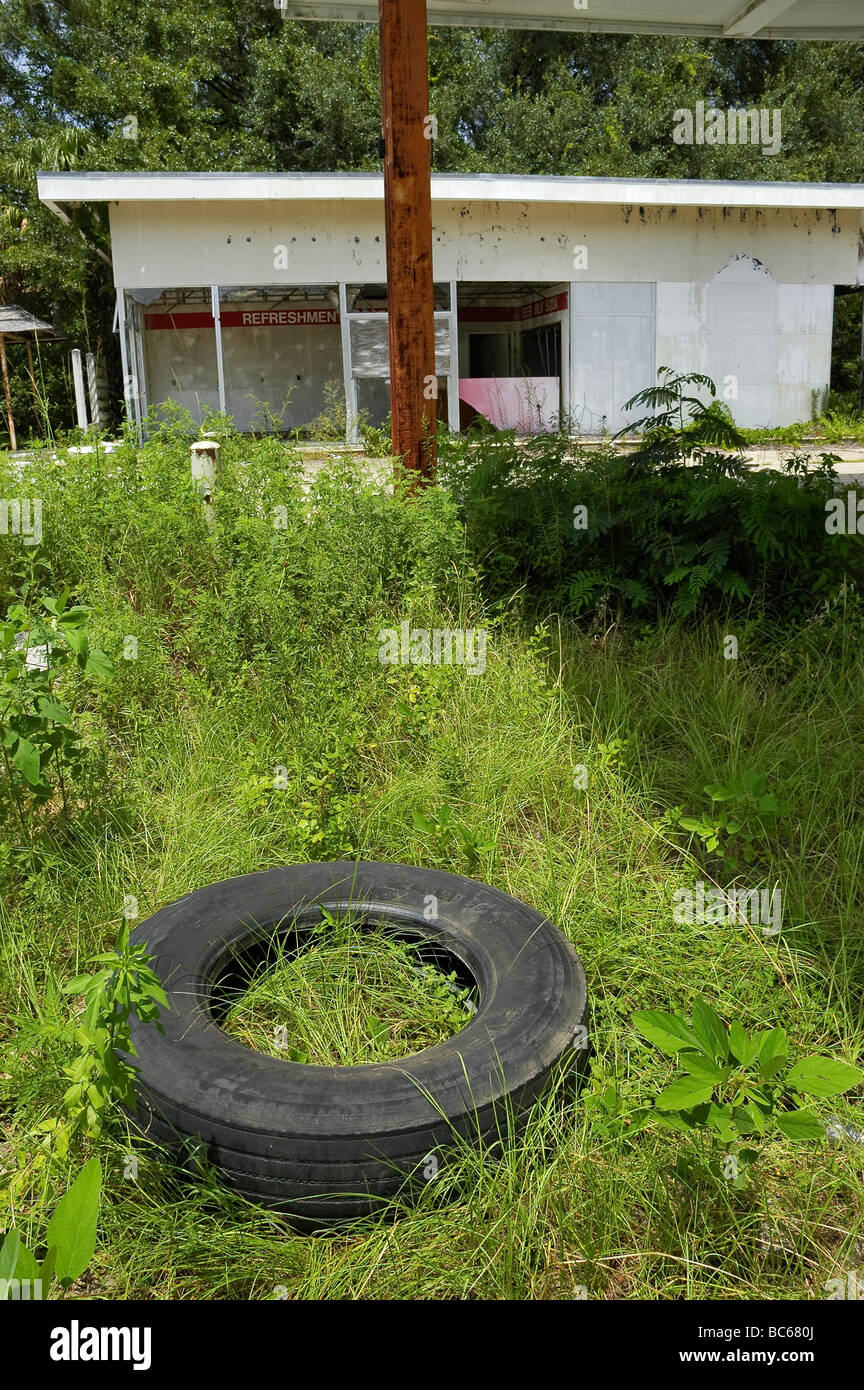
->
[{"left": 349, "top": 316, "right": 452, "bottom": 377}]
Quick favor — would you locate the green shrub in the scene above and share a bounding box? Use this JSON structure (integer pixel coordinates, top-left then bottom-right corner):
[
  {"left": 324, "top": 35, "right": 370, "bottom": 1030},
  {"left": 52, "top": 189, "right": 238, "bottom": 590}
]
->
[
  {"left": 0, "top": 1157, "right": 102, "bottom": 1297},
  {"left": 621, "top": 1003, "right": 864, "bottom": 1188},
  {"left": 439, "top": 372, "right": 861, "bottom": 626},
  {"left": 0, "top": 592, "right": 113, "bottom": 830}
]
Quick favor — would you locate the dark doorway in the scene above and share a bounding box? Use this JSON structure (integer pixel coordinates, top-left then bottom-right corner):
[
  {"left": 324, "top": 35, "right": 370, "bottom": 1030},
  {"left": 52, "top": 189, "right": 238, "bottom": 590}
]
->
[
  {"left": 520, "top": 322, "right": 561, "bottom": 377},
  {"left": 469, "top": 332, "right": 512, "bottom": 377}
]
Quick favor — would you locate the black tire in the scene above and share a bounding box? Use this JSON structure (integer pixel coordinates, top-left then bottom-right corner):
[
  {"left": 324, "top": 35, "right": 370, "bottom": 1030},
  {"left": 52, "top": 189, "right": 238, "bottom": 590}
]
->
[{"left": 126, "top": 860, "right": 588, "bottom": 1224}]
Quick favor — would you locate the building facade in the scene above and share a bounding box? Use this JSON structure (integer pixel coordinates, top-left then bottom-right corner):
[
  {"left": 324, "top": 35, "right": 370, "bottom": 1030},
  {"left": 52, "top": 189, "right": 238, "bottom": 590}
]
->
[{"left": 37, "top": 171, "right": 864, "bottom": 437}]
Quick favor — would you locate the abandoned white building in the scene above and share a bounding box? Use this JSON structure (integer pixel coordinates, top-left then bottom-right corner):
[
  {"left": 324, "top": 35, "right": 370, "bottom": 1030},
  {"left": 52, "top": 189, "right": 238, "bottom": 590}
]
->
[{"left": 36, "top": 170, "right": 864, "bottom": 437}]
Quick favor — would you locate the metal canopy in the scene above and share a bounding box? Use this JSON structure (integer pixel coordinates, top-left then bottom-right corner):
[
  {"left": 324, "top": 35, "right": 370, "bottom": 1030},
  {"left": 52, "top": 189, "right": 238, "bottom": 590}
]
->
[
  {"left": 0, "top": 305, "right": 63, "bottom": 342},
  {"left": 280, "top": 1, "right": 864, "bottom": 41}
]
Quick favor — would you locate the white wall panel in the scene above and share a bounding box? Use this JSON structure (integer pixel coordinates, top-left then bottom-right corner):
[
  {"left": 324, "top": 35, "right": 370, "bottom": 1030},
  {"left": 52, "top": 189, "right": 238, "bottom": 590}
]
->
[
  {"left": 569, "top": 283, "right": 655, "bottom": 432},
  {"left": 656, "top": 259, "right": 834, "bottom": 427}
]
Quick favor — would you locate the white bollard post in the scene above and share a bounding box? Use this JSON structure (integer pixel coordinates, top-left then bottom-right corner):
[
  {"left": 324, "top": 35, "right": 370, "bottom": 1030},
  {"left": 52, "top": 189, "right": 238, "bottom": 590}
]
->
[
  {"left": 85, "top": 352, "right": 101, "bottom": 427},
  {"left": 71, "top": 349, "right": 89, "bottom": 430},
  {"left": 190, "top": 439, "right": 221, "bottom": 524}
]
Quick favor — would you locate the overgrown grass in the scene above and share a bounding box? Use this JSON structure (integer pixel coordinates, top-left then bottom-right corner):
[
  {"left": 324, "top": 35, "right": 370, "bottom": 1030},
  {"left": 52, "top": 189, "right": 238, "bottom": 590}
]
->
[
  {"left": 738, "top": 408, "right": 864, "bottom": 447},
  {"left": 221, "top": 916, "right": 474, "bottom": 1065},
  {"left": 1, "top": 435, "right": 862, "bottom": 1300}
]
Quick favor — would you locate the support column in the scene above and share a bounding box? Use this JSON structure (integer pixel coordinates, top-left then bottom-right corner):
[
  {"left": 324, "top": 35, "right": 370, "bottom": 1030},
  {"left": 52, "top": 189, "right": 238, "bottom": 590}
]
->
[
  {"left": 338, "top": 282, "right": 359, "bottom": 445},
  {"left": 569, "top": 282, "right": 580, "bottom": 437},
  {"left": 211, "top": 286, "right": 226, "bottom": 416},
  {"left": 378, "top": 0, "right": 436, "bottom": 481},
  {"left": 560, "top": 293, "right": 571, "bottom": 433},
  {"left": 131, "top": 302, "right": 149, "bottom": 428},
  {"left": 447, "top": 281, "right": 460, "bottom": 434},
  {"left": 116, "top": 289, "right": 139, "bottom": 439}
]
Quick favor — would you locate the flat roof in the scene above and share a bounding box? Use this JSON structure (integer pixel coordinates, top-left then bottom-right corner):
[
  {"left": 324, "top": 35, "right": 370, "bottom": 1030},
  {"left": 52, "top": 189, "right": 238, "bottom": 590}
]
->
[
  {"left": 278, "top": 1, "right": 864, "bottom": 41},
  {"left": 37, "top": 171, "right": 864, "bottom": 212}
]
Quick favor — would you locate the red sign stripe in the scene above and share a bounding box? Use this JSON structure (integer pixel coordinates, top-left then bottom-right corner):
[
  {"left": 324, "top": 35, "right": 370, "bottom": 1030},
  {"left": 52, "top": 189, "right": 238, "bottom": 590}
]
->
[
  {"left": 460, "top": 292, "right": 569, "bottom": 324},
  {"left": 143, "top": 297, "right": 567, "bottom": 331},
  {"left": 145, "top": 308, "right": 341, "bottom": 330}
]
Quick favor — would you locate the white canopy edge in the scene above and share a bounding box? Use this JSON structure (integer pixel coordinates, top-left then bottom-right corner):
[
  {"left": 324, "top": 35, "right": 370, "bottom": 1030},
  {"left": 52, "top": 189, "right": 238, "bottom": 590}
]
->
[
  {"left": 275, "top": 1, "right": 864, "bottom": 42},
  {"left": 37, "top": 170, "right": 864, "bottom": 211}
]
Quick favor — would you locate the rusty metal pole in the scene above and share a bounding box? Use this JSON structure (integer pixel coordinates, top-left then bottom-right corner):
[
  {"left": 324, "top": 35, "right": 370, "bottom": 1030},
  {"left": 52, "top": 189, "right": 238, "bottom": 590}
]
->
[{"left": 378, "top": 0, "right": 437, "bottom": 483}]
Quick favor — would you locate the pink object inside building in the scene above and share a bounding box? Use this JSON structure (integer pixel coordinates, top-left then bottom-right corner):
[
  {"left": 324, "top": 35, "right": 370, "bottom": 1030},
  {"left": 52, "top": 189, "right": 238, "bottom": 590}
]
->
[{"left": 459, "top": 377, "right": 560, "bottom": 432}]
